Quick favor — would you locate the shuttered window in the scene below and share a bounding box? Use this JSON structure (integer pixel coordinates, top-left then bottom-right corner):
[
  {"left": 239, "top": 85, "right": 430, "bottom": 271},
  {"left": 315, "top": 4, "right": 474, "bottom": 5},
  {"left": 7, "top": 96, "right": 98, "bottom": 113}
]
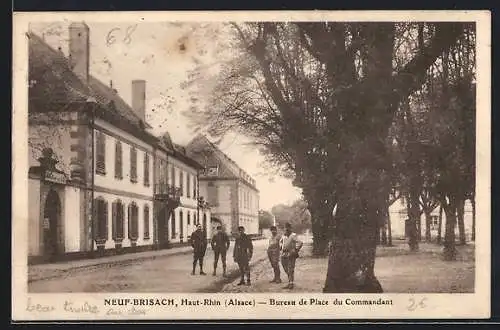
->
[
  {"left": 144, "top": 205, "right": 150, "bottom": 239},
  {"left": 193, "top": 177, "right": 197, "bottom": 199},
  {"left": 186, "top": 174, "right": 191, "bottom": 198},
  {"left": 128, "top": 203, "right": 139, "bottom": 240},
  {"left": 144, "top": 153, "right": 150, "bottom": 187},
  {"left": 187, "top": 211, "right": 191, "bottom": 225},
  {"left": 171, "top": 211, "right": 176, "bottom": 239},
  {"left": 130, "top": 147, "right": 137, "bottom": 183},
  {"left": 112, "top": 200, "right": 124, "bottom": 241},
  {"left": 93, "top": 198, "right": 108, "bottom": 242},
  {"left": 179, "top": 171, "right": 184, "bottom": 196},
  {"left": 95, "top": 132, "right": 106, "bottom": 175},
  {"left": 171, "top": 166, "right": 175, "bottom": 187},
  {"left": 115, "top": 141, "right": 122, "bottom": 179}
]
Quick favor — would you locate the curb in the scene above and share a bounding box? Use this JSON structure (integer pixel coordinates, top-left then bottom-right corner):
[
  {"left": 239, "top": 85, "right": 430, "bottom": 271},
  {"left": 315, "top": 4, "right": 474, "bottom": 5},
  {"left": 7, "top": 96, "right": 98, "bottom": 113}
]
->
[{"left": 28, "top": 248, "right": 193, "bottom": 283}]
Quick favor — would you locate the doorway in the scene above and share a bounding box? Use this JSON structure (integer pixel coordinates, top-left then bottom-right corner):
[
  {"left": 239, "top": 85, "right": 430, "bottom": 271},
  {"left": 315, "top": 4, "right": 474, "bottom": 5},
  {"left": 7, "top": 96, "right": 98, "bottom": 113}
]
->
[
  {"left": 43, "top": 189, "right": 61, "bottom": 259},
  {"left": 157, "top": 206, "right": 169, "bottom": 248}
]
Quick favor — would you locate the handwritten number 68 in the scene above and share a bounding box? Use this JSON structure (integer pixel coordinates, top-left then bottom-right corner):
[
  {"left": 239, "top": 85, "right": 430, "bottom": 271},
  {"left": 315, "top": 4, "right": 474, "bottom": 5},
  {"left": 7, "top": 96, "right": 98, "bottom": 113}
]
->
[
  {"left": 106, "top": 25, "right": 138, "bottom": 46},
  {"left": 407, "top": 297, "right": 427, "bottom": 311}
]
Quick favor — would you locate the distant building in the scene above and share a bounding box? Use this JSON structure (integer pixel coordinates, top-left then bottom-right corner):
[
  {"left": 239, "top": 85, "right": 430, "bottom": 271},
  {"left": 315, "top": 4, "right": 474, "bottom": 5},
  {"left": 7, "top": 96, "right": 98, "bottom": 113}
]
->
[
  {"left": 186, "top": 135, "right": 260, "bottom": 237},
  {"left": 388, "top": 198, "right": 474, "bottom": 241},
  {"left": 27, "top": 22, "right": 210, "bottom": 264}
]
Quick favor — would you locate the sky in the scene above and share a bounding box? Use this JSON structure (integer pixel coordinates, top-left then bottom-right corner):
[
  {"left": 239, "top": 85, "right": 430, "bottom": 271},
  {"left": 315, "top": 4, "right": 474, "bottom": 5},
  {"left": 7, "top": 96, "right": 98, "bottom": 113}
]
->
[{"left": 30, "top": 21, "right": 302, "bottom": 211}]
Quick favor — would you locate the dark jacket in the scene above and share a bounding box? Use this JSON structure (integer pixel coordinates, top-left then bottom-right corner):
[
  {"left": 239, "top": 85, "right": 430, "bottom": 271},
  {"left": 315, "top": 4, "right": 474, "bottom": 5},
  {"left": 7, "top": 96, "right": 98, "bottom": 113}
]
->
[
  {"left": 211, "top": 231, "right": 230, "bottom": 252},
  {"left": 233, "top": 233, "right": 253, "bottom": 262},
  {"left": 190, "top": 230, "right": 207, "bottom": 255}
]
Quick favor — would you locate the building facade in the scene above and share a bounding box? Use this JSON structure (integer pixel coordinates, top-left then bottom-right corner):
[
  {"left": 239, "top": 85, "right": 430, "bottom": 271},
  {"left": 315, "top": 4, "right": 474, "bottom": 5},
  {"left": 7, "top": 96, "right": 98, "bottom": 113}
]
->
[
  {"left": 388, "top": 198, "right": 474, "bottom": 241},
  {"left": 186, "top": 135, "right": 260, "bottom": 237},
  {"left": 27, "top": 22, "right": 210, "bottom": 264}
]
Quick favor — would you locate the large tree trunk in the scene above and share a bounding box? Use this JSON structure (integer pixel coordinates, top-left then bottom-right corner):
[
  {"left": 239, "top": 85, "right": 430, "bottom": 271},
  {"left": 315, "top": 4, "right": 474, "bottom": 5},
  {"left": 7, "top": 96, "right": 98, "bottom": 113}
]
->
[
  {"left": 443, "top": 199, "right": 457, "bottom": 261},
  {"left": 387, "top": 208, "right": 393, "bottom": 246},
  {"left": 456, "top": 197, "right": 466, "bottom": 245},
  {"left": 381, "top": 222, "right": 388, "bottom": 245},
  {"left": 437, "top": 205, "right": 443, "bottom": 244},
  {"left": 308, "top": 198, "right": 331, "bottom": 256},
  {"left": 424, "top": 211, "right": 432, "bottom": 242},
  {"left": 323, "top": 172, "right": 384, "bottom": 293},
  {"left": 471, "top": 196, "right": 475, "bottom": 241},
  {"left": 407, "top": 189, "right": 420, "bottom": 251}
]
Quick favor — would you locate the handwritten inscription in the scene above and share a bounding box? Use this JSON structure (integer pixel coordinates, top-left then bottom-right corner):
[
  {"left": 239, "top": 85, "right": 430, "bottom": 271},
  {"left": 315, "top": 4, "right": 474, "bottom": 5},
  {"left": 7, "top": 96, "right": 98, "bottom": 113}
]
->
[
  {"left": 26, "top": 297, "right": 56, "bottom": 313},
  {"left": 64, "top": 300, "right": 100, "bottom": 314},
  {"left": 106, "top": 306, "right": 147, "bottom": 316},
  {"left": 407, "top": 297, "right": 427, "bottom": 311},
  {"left": 106, "top": 24, "right": 138, "bottom": 46}
]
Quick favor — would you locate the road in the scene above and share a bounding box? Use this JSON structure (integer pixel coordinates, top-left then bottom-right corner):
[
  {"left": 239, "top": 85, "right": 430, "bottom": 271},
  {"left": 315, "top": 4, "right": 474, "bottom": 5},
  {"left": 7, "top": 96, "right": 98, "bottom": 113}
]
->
[{"left": 28, "top": 239, "right": 269, "bottom": 293}]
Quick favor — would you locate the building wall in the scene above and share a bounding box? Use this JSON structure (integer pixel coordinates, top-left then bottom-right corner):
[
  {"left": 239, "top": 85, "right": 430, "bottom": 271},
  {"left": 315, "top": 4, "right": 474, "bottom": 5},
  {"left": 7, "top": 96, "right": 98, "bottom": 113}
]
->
[
  {"left": 91, "top": 119, "right": 155, "bottom": 250},
  {"left": 64, "top": 185, "right": 81, "bottom": 252},
  {"left": 28, "top": 112, "right": 75, "bottom": 174},
  {"left": 28, "top": 178, "right": 41, "bottom": 256},
  {"left": 388, "top": 199, "right": 474, "bottom": 240},
  {"left": 199, "top": 179, "right": 236, "bottom": 235},
  {"left": 237, "top": 181, "right": 259, "bottom": 235},
  {"left": 93, "top": 191, "right": 154, "bottom": 249},
  {"left": 93, "top": 119, "right": 154, "bottom": 199},
  {"left": 168, "top": 157, "right": 198, "bottom": 210}
]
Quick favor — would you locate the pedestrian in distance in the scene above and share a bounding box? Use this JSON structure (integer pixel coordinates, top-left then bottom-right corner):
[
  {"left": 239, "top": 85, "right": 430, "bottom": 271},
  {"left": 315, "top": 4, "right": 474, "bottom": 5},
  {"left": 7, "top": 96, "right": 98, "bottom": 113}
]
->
[
  {"left": 233, "top": 226, "right": 253, "bottom": 286},
  {"left": 280, "top": 222, "right": 303, "bottom": 289},
  {"left": 267, "top": 225, "right": 282, "bottom": 283},
  {"left": 211, "top": 225, "right": 230, "bottom": 277},
  {"left": 190, "top": 224, "right": 208, "bottom": 275}
]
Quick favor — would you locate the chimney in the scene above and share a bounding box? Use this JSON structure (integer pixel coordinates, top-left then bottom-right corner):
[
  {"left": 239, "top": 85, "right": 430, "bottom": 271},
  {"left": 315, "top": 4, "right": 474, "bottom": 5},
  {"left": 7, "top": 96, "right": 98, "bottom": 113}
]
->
[
  {"left": 131, "top": 80, "right": 146, "bottom": 122},
  {"left": 69, "top": 22, "right": 90, "bottom": 83}
]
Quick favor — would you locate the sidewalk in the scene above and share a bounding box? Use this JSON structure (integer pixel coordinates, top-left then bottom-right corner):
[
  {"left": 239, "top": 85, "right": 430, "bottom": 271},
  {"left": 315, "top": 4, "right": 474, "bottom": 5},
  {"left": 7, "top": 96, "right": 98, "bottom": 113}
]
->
[{"left": 28, "top": 245, "right": 194, "bottom": 283}]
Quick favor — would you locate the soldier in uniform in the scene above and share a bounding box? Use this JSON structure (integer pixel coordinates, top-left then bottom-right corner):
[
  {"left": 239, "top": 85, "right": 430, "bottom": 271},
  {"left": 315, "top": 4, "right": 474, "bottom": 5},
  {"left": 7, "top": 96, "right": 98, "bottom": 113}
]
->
[
  {"left": 267, "top": 225, "right": 282, "bottom": 283},
  {"left": 211, "top": 225, "right": 230, "bottom": 277},
  {"left": 233, "top": 226, "right": 253, "bottom": 286},
  {"left": 280, "top": 222, "right": 303, "bottom": 289},
  {"left": 190, "top": 224, "right": 207, "bottom": 275}
]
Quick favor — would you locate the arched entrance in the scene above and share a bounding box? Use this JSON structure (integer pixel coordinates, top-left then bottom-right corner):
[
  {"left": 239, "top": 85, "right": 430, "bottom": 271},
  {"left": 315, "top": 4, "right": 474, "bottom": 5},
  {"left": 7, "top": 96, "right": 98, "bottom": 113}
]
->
[{"left": 43, "top": 189, "right": 61, "bottom": 259}]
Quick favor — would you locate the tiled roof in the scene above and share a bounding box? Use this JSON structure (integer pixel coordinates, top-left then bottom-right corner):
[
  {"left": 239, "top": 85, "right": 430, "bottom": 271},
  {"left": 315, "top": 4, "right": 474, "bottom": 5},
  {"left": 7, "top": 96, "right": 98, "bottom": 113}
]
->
[
  {"left": 28, "top": 32, "right": 92, "bottom": 105},
  {"left": 28, "top": 32, "right": 151, "bottom": 130}
]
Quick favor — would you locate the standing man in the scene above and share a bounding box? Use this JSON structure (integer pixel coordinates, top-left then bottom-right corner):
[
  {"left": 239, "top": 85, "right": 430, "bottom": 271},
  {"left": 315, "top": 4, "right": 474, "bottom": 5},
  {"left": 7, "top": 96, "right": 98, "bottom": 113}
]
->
[
  {"left": 211, "top": 225, "right": 230, "bottom": 277},
  {"left": 190, "top": 224, "right": 207, "bottom": 275},
  {"left": 267, "top": 225, "right": 282, "bottom": 283},
  {"left": 233, "top": 226, "right": 253, "bottom": 286},
  {"left": 280, "top": 223, "right": 303, "bottom": 289}
]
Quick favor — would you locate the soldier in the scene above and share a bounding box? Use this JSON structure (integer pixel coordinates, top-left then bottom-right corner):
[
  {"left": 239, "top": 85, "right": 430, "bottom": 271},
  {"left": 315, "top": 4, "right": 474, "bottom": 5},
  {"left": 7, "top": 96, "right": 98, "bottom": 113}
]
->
[
  {"left": 190, "top": 224, "right": 207, "bottom": 275},
  {"left": 233, "top": 226, "right": 253, "bottom": 286},
  {"left": 211, "top": 225, "right": 230, "bottom": 277},
  {"left": 280, "top": 222, "right": 303, "bottom": 289},
  {"left": 267, "top": 225, "right": 282, "bottom": 283}
]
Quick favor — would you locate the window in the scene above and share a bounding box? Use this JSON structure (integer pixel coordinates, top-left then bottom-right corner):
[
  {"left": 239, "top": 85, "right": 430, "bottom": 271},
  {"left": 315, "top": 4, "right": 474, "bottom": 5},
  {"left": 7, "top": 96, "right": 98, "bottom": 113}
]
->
[
  {"left": 171, "top": 211, "right": 176, "bottom": 239},
  {"left": 187, "top": 211, "right": 191, "bottom": 225},
  {"left": 179, "top": 170, "right": 184, "bottom": 196},
  {"left": 187, "top": 174, "right": 191, "bottom": 198},
  {"left": 171, "top": 166, "right": 176, "bottom": 187},
  {"left": 144, "top": 205, "right": 150, "bottom": 239},
  {"left": 112, "top": 200, "right": 124, "bottom": 242},
  {"left": 93, "top": 197, "right": 108, "bottom": 242},
  {"left": 179, "top": 210, "right": 184, "bottom": 238},
  {"left": 128, "top": 202, "right": 139, "bottom": 241},
  {"left": 144, "top": 153, "right": 150, "bottom": 186},
  {"left": 193, "top": 177, "right": 197, "bottom": 199},
  {"left": 95, "top": 132, "right": 106, "bottom": 175},
  {"left": 114, "top": 141, "right": 122, "bottom": 179},
  {"left": 130, "top": 147, "right": 137, "bottom": 183}
]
